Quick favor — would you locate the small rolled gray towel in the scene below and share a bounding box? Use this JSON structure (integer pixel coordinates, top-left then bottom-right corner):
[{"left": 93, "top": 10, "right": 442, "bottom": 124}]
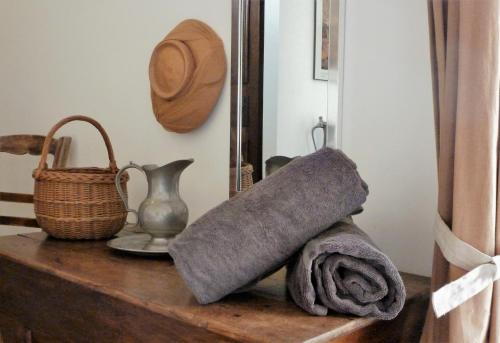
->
[
  {"left": 169, "top": 148, "right": 369, "bottom": 304},
  {"left": 286, "top": 218, "right": 406, "bottom": 320}
]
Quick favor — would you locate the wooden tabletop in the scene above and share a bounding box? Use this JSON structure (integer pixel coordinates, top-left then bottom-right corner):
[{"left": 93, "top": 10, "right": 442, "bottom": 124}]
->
[{"left": 0, "top": 232, "right": 430, "bottom": 343}]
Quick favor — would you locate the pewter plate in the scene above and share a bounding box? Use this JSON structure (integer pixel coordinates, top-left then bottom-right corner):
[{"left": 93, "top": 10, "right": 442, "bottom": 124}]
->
[{"left": 107, "top": 234, "right": 171, "bottom": 256}]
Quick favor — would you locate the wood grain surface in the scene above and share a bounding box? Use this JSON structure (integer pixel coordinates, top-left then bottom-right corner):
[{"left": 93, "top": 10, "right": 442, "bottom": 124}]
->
[{"left": 0, "top": 232, "right": 430, "bottom": 342}]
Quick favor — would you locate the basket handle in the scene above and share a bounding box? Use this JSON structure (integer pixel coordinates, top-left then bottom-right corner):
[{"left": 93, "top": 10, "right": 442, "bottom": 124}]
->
[{"left": 34, "top": 115, "right": 118, "bottom": 178}]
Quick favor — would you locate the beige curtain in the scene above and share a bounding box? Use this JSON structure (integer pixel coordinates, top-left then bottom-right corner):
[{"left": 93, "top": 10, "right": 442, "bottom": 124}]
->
[{"left": 421, "top": 0, "right": 500, "bottom": 342}]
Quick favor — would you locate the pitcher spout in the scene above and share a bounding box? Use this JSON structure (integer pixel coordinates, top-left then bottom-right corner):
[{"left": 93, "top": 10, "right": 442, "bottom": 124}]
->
[
  {"left": 149, "top": 159, "right": 194, "bottom": 196},
  {"left": 159, "top": 158, "right": 194, "bottom": 176}
]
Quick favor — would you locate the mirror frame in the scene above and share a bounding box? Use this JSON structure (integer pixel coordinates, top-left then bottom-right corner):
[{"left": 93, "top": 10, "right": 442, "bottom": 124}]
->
[{"left": 230, "top": 0, "right": 346, "bottom": 195}]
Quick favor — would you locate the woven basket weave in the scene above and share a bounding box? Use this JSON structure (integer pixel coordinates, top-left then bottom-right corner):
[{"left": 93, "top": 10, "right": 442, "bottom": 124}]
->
[
  {"left": 229, "top": 163, "right": 254, "bottom": 197},
  {"left": 32, "top": 115, "right": 129, "bottom": 240},
  {"left": 240, "top": 163, "right": 254, "bottom": 191}
]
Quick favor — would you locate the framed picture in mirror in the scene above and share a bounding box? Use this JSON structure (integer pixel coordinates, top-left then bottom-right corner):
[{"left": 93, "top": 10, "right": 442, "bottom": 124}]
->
[{"left": 314, "top": 0, "right": 339, "bottom": 81}]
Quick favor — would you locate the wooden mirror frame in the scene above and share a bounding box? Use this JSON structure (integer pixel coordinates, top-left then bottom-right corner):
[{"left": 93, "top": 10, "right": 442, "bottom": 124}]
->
[
  {"left": 229, "top": 0, "right": 346, "bottom": 197},
  {"left": 229, "top": 0, "right": 264, "bottom": 196}
]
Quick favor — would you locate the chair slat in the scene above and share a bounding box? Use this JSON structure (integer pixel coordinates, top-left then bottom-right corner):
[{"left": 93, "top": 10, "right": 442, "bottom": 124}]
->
[
  {"left": 0, "top": 192, "right": 33, "bottom": 204},
  {"left": 1, "top": 133, "right": 71, "bottom": 228},
  {"left": 0, "top": 216, "right": 39, "bottom": 228}
]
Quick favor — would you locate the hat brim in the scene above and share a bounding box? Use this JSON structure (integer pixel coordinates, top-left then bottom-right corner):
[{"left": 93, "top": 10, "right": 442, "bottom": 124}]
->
[{"left": 150, "top": 19, "right": 227, "bottom": 133}]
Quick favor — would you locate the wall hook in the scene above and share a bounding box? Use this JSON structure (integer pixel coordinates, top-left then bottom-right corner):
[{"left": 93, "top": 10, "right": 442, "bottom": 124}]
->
[{"left": 312, "top": 116, "right": 327, "bottom": 151}]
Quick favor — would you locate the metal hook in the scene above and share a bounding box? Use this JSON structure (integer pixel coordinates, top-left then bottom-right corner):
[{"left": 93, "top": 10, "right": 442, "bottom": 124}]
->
[{"left": 311, "top": 116, "right": 327, "bottom": 151}]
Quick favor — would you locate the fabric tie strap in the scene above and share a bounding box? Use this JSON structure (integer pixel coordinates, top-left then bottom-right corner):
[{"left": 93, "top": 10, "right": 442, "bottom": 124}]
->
[{"left": 432, "top": 214, "right": 500, "bottom": 317}]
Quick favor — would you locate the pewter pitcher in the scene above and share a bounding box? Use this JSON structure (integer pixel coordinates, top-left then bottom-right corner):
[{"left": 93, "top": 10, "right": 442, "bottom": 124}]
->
[{"left": 115, "top": 159, "right": 193, "bottom": 245}]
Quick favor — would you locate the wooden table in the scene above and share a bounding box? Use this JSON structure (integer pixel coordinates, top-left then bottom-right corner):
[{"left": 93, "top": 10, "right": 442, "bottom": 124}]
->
[{"left": 0, "top": 232, "right": 430, "bottom": 342}]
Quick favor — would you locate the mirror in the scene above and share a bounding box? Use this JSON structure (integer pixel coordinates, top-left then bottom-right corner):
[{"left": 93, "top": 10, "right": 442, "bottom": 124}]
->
[{"left": 230, "top": 0, "right": 343, "bottom": 195}]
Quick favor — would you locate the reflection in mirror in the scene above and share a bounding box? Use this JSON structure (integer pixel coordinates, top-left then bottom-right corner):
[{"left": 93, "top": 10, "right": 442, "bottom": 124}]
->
[
  {"left": 230, "top": 0, "right": 342, "bottom": 195},
  {"left": 262, "top": 0, "right": 337, "bottom": 163}
]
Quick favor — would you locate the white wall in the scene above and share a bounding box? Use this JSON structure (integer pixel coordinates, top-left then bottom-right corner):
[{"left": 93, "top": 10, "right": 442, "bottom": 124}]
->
[
  {"left": 262, "top": 0, "right": 280, "bottom": 166},
  {"left": 340, "top": 0, "right": 437, "bottom": 276},
  {"left": 263, "top": 0, "right": 330, "bottom": 163},
  {"left": 0, "top": 0, "right": 231, "bottom": 235},
  {"left": 0, "top": 0, "right": 438, "bottom": 278}
]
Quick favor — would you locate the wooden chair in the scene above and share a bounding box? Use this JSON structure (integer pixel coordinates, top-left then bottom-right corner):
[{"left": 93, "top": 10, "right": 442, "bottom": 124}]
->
[{"left": 0, "top": 135, "right": 72, "bottom": 228}]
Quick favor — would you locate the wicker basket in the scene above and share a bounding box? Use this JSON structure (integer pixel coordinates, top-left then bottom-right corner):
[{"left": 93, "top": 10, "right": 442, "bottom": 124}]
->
[
  {"left": 32, "top": 115, "right": 129, "bottom": 240},
  {"left": 240, "top": 163, "right": 254, "bottom": 190},
  {"left": 229, "top": 162, "right": 254, "bottom": 197}
]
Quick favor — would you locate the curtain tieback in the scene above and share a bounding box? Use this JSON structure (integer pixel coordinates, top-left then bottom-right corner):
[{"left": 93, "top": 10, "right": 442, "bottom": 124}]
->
[{"left": 432, "top": 213, "right": 500, "bottom": 317}]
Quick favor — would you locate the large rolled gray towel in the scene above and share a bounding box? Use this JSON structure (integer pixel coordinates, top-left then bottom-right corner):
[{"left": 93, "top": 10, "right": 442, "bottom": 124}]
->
[
  {"left": 169, "top": 148, "right": 369, "bottom": 304},
  {"left": 286, "top": 218, "right": 406, "bottom": 320}
]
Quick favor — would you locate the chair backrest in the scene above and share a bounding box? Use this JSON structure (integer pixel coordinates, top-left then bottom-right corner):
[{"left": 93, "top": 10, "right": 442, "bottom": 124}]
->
[{"left": 0, "top": 135, "right": 72, "bottom": 228}]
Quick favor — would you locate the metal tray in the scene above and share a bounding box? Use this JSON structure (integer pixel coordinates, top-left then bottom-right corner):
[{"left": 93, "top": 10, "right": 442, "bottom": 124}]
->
[{"left": 107, "top": 234, "right": 171, "bottom": 256}]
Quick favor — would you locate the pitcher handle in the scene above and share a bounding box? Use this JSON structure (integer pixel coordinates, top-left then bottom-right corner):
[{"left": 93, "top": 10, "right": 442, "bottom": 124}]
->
[{"left": 115, "top": 161, "right": 145, "bottom": 230}]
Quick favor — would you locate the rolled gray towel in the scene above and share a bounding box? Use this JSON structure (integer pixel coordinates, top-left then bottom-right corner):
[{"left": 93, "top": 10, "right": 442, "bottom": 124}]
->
[
  {"left": 169, "top": 148, "right": 369, "bottom": 304},
  {"left": 286, "top": 218, "right": 406, "bottom": 320}
]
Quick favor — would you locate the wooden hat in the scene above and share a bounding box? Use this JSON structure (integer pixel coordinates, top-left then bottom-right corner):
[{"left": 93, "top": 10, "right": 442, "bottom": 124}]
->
[{"left": 149, "top": 19, "right": 227, "bottom": 133}]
